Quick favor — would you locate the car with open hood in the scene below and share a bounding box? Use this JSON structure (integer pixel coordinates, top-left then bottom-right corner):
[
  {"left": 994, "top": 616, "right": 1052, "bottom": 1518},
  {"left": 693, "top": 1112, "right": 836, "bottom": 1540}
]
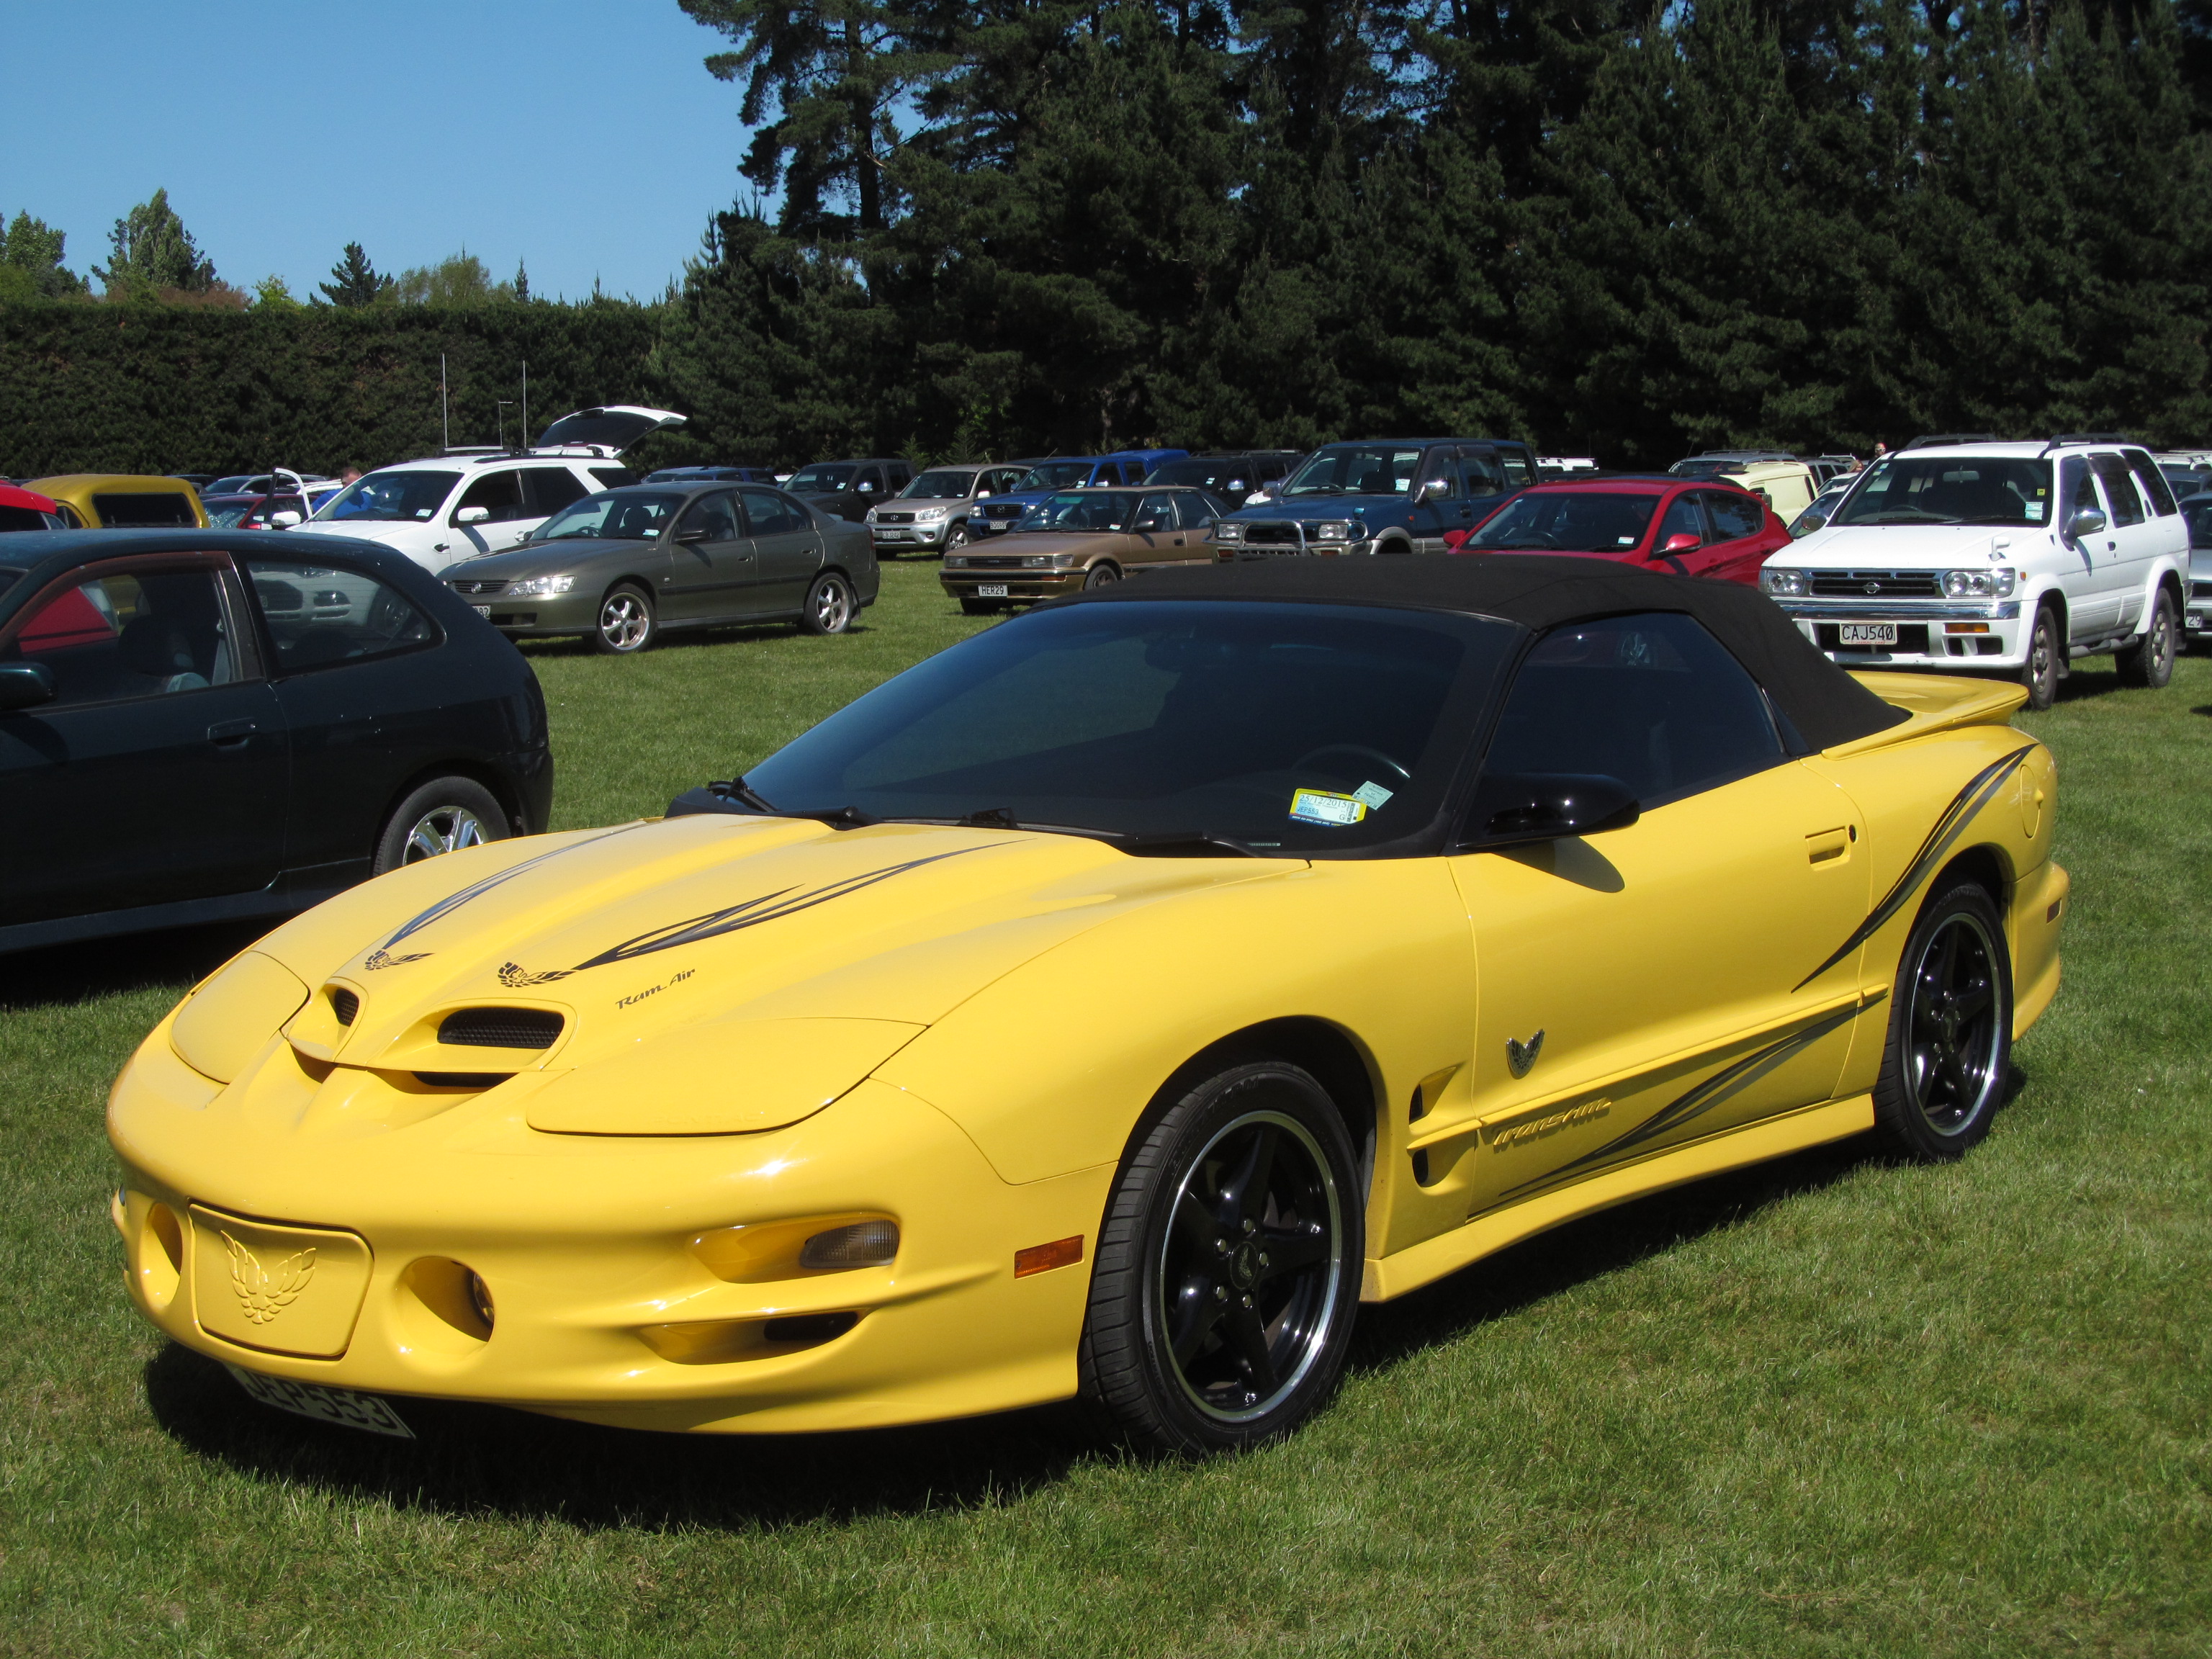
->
[
  {"left": 109, "top": 558, "right": 2064, "bottom": 1453},
  {"left": 291, "top": 408, "right": 685, "bottom": 575},
  {"left": 938, "top": 485, "right": 1226, "bottom": 611},
  {"left": 444, "top": 481, "right": 878, "bottom": 652}
]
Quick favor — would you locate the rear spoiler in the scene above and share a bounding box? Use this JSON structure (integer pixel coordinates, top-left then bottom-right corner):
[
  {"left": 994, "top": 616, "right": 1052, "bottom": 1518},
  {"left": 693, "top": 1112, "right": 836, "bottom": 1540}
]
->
[{"left": 1825, "top": 673, "right": 2026, "bottom": 756}]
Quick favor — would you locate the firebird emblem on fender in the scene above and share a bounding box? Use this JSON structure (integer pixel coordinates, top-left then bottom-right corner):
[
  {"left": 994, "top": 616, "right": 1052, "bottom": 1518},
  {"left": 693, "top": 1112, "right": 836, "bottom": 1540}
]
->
[
  {"left": 1506, "top": 1030, "right": 1545, "bottom": 1079},
  {"left": 223, "top": 1233, "right": 317, "bottom": 1325}
]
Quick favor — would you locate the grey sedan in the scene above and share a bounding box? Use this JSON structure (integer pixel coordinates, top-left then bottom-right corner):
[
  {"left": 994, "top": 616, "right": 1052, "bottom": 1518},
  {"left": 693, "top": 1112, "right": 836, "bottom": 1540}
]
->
[{"left": 444, "top": 483, "right": 880, "bottom": 654}]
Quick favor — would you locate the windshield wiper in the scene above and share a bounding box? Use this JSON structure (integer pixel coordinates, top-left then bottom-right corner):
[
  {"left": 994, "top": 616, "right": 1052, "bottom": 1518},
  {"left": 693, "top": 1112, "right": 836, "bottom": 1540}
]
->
[
  {"left": 1113, "top": 830, "right": 1265, "bottom": 858},
  {"left": 699, "top": 775, "right": 878, "bottom": 830}
]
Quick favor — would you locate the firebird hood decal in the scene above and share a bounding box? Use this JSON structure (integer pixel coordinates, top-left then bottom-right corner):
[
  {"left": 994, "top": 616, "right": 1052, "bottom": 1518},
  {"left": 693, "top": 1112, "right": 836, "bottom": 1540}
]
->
[
  {"left": 1795, "top": 745, "right": 2033, "bottom": 990},
  {"left": 362, "top": 827, "right": 639, "bottom": 968}
]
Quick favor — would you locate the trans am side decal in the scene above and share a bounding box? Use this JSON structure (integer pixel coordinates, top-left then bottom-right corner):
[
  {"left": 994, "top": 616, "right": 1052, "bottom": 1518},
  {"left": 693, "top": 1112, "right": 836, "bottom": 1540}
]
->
[
  {"left": 1794, "top": 745, "right": 2033, "bottom": 992},
  {"left": 358, "top": 827, "right": 640, "bottom": 970},
  {"left": 495, "top": 845, "right": 1004, "bottom": 987},
  {"left": 1494, "top": 1001, "right": 1863, "bottom": 1201}
]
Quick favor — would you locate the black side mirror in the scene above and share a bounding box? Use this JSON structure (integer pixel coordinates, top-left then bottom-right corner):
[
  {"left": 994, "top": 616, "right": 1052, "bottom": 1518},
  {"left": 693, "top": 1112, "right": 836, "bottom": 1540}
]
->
[
  {"left": 0, "top": 661, "right": 56, "bottom": 713},
  {"left": 1462, "top": 772, "right": 1640, "bottom": 849}
]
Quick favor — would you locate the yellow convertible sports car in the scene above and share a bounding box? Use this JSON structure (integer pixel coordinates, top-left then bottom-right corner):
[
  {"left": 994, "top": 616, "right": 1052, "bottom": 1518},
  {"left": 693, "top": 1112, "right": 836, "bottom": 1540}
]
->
[{"left": 108, "top": 559, "right": 2066, "bottom": 1452}]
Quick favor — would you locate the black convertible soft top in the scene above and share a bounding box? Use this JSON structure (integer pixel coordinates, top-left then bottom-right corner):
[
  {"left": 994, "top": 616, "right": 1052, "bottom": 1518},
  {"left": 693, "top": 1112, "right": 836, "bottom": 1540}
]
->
[{"left": 1058, "top": 555, "right": 1909, "bottom": 752}]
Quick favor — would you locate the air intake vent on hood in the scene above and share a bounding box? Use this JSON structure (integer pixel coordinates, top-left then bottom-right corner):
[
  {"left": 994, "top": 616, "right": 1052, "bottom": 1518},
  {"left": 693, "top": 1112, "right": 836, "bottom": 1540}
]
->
[
  {"left": 438, "top": 1007, "right": 565, "bottom": 1049},
  {"left": 328, "top": 988, "right": 359, "bottom": 1027}
]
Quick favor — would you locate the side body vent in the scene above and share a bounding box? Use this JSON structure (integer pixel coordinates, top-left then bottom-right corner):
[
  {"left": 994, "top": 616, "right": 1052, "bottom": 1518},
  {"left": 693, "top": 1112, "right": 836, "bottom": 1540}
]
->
[
  {"left": 328, "top": 988, "right": 359, "bottom": 1027},
  {"left": 438, "top": 1007, "right": 566, "bottom": 1049}
]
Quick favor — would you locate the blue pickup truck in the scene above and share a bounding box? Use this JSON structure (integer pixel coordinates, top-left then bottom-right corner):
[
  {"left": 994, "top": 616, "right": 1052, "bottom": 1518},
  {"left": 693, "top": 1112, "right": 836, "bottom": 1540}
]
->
[
  {"left": 966, "top": 449, "right": 1188, "bottom": 537},
  {"left": 1209, "top": 437, "right": 1537, "bottom": 557}
]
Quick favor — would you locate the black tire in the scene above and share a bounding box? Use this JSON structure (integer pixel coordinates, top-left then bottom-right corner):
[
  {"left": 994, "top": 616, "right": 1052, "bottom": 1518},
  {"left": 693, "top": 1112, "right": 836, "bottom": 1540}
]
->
[
  {"left": 2018, "top": 601, "right": 2061, "bottom": 711},
  {"left": 1083, "top": 562, "right": 1121, "bottom": 590},
  {"left": 1869, "top": 879, "right": 2012, "bottom": 1161},
  {"left": 2116, "top": 587, "right": 2177, "bottom": 688},
  {"left": 799, "top": 570, "right": 855, "bottom": 636},
  {"left": 372, "top": 776, "right": 508, "bottom": 876},
  {"left": 958, "top": 597, "right": 1001, "bottom": 616},
  {"left": 590, "top": 583, "right": 656, "bottom": 655},
  {"left": 1079, "top": 1061, "right": 1363, "bottom": 1455}
]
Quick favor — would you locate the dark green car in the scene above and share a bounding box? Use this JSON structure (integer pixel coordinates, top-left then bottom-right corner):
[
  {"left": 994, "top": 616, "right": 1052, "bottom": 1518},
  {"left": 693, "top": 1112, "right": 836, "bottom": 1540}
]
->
[{"left": 444, "top": 482, "right": 881, "bottom": 654}]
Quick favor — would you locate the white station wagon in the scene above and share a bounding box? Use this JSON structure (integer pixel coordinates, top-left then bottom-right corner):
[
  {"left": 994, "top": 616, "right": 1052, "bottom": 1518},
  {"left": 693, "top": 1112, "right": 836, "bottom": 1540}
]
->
[
  {"left": 292, "top": 407, "right": 685, "bottom": 575},
  {"left": 1761, "top": 435, "right": 2188, "bottom": 708}
]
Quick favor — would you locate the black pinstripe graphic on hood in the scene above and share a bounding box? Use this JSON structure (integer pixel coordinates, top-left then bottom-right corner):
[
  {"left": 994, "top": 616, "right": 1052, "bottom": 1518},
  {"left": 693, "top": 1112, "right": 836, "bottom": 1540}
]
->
[{"left": 1793, "top": 745, "right": 2033, "bottom": 992}]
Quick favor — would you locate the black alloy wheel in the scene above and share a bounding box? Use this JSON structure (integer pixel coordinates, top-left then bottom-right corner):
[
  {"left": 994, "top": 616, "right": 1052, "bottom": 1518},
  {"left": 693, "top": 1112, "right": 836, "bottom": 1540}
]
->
[
  {"left": 371, "top": 775, "right": 509, "bottom": 876},
  {"left": 799, "top": 570, "right": 856, "bottom": 635},
  {"left": 2116, "top": 588, "right": 2177, "bottom": 688},
  {"left": 2019, "top": 603, "right": 2061, "bottom": 710},
  {"left": 1083, "top": 562, "right": 1121, "bottom": 590},
  {"left": 1871, "top": 879, "right": 2011, "bottom": 1161},
  {"left": 1080, "top": 1061, "right": 1362, "bottom": 1453},
  {"left": 591, "top": 583, "right": 657, "bottom": 655}
]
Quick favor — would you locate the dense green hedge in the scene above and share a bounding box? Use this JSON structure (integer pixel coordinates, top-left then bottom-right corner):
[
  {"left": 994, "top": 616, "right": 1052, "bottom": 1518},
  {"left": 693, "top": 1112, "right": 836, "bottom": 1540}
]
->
[{"left": 0, "top": 304, "right": 675, "bottom": 478}]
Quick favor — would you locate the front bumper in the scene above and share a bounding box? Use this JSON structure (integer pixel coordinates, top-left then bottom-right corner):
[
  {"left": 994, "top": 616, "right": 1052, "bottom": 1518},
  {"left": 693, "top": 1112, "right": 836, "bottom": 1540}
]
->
[
  {"left": 1779, "top": 598, "right": 2026, "bottom": 668},
  {"left": 110, "top": 1023, "right": 1107, "bottom": 1434},
  {"left": 871, "top": 521, "right": 958, "bottom": 549},
  {"left": 2188, "top": 580, "right": 2211, "bottom": 638},
  {"left": 940, "top": 565, "right": 1085, "bottom": 602},
  {"left": 1214, "top": 521, "right": 1374, "bottom": 558}
]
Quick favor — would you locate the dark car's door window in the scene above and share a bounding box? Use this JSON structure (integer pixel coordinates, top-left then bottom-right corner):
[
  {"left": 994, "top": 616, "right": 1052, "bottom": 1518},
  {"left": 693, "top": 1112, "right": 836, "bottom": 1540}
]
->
[
  {"left": 737, "top": 489, "right": 799, "bottom": 537},
  {"left": 1173, "top": 492, "right": 1216, "bottom": 531},
  {"left": 1655, "top": 493, "right": 1707, "bottom": 549},
  {"left": 523, "top": 467, "right": 590, "bottom": 517},
  {"left": 245, "top": 559, "right": 436, "bottom": 672},
  {"left": 1499, "top": 450, "right": 1535, "bottom": 489},
  {"left": 6, "top": 569, "right": 240, "bottom": 706},
  {"left": 1478, "top": 612, "right": 1784, "bottom": 809},
  {"left": 1459, "top": 449, "right": 1509, "bottom": 496},
  {"left": 1701, "top": 490, "right": 1766, "bottom": 541},
  {"left": 454, "top": 471, "right": 528, "bottom": 523}
]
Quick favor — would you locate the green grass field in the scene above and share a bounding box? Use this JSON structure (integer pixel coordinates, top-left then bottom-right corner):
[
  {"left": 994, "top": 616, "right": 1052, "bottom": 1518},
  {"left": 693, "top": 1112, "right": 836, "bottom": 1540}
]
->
[{"left": 2, "top": 562, "right": 2206, "bottom": 1657}]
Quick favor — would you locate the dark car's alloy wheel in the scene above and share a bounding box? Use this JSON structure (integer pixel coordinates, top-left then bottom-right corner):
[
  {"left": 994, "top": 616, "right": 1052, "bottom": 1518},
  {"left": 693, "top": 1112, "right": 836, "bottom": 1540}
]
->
[
  {"left": 1081, "top": 1061, "right": 1362, "bottom": 1453},
  {"left": 592, "top": 584, "right": 656, "bottom": 655},
  {"left": 800, "top": 570, "right": 855, "bottom": 635},
  {"left": 2020, "top": 603, "right": 2061, "bottom": 710},
  {"left": 372, "top": 776, "right": 509, "bottom": 876},
  {"left": 2116, "top": 588, "right": 2177, "bottom": 688},
  {"left": 1871, "top": 880, "right": 2011, "bottom": 1161}
]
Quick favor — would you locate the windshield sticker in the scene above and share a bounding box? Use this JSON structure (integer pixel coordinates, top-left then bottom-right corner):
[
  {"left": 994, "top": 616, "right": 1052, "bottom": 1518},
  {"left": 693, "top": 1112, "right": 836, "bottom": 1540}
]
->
[
  {"left": 1352, "top": 781, "right": 1395, "bottom": 811},
  {"left": 1291, "top": 788, "right": 1367, "bottom": 827},
  {"left": 2026, "top": 501, "right": 2044, "bottom": 520}
]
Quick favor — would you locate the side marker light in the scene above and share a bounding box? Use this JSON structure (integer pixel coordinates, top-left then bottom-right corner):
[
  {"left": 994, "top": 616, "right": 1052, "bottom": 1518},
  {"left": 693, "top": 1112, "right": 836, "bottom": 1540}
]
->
[{"left": 1015, "top": 1236, "right": 1084, "bottom": 1278}]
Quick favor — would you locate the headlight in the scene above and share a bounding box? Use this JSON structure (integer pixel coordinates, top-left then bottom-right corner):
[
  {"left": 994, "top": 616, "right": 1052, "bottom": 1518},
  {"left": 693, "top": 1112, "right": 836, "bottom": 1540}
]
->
[
  {"left": 1052, "top": 554, "right": 1082, "bottom": 568},
  {"left": 1761, "top": 567, "right": 1810, "bottom": 597},
  {"left": 505, "top": 574, "right": 576, "bottom": 598},
  {"left": 1213, "top": 521, "right": 1245, "bottom": 543},
  {"left": 865, "top": 509, "right": 879, "bottom": 523},
  {"left": 1313, "top": 521, "right": 1353, "bottom": 541},
  {"left": 1020, "top": 556, "right": 1053, "bottom": 569},
  {"left": 945, "top": 555, "right": 968, "bottom": 568},
  {"left": 1942, "top": 567, "right": 2016, "bottom": 598},
  {"left": 914, "top": 507, "right": 948, "bottom": 523}
]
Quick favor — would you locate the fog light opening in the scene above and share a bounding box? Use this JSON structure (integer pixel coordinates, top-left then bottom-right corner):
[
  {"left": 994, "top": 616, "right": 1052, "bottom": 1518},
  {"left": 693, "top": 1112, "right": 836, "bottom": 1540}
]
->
[
  {"left": 139, "top": 1201, "right": 184, "bottom": 1310},
  {"left": 467, "top": 1271, "right": 495, "bottom": 1332},
  {"left": 798, "top": 1219, "right": 899, "bottom": 1272},
  {"left": 400, "top": 1257, "right": 495, "bottom": 1344},
  {"left": 761, "top": 1311, "right": 859, "bottom": 1346}
]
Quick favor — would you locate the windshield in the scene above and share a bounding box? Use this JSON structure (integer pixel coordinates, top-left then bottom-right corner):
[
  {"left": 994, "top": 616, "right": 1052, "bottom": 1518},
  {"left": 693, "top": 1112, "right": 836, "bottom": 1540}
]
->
[
  {"left": 531, "top": 490, "right": 685, "bottom": 541},
  {"left": 1014, "top": 462, "right": 1095, "bottom": 490},
  {"left": 1148, "top": 459, "right": 1254, "bottom": 491},
  {"left": 743, "top": 601, "right": 1515, "bottom": 852},
  {"left": 1833, "top": 456, "right": 2053, "bottom": 528},
  {"left": 784, "top": 464, "right": 855, "bottom": 493},
  {"left": 1280, "top": 446, "right": 1422, "bottom": 498},
  {"left": 314, "top": 469, "right": 460, "bottom": 523},
  {"left": 1018, "top": 492, "right": 1136, "bottom": 532},
  {"left": 204, "top": 500, "right": 255, "bottom": 529},
  {"left": 1466, "top": 492, "right": 1661, "bottom": 553},
  {"left": 904, "top": 470, "right": 978, "bottom": 499}
]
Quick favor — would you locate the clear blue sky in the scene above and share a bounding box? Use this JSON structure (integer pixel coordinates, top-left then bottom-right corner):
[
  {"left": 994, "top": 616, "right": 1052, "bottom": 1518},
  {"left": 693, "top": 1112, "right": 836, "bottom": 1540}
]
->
[{"left": 3, "top": 0, "right": 753, "bottom": 302}]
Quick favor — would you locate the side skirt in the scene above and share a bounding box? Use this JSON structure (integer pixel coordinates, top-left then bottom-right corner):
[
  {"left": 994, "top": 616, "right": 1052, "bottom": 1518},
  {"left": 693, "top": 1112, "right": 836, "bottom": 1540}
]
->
[{"left": 1359, "top": 1092, "right": 1875, "bottom": 1302}]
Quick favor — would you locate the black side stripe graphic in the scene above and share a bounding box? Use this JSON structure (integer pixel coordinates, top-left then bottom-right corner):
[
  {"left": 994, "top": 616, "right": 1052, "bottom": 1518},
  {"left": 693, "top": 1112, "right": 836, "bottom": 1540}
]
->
[
  {"left": 495, "top": 845, "right": 1002, "bottom": 986},
  {"left": 1498, "top": 1002, "right": 1862, "bottom": 1200},
  {"left": 1794, "top": 745, "right": 2033, "bottom": 992}
]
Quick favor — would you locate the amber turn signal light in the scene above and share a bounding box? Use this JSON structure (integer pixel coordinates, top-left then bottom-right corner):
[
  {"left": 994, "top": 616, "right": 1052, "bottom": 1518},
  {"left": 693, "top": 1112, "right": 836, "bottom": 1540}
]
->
[{"left": 1014, "top": 1235, "right": 1084, "bottom": 1278}]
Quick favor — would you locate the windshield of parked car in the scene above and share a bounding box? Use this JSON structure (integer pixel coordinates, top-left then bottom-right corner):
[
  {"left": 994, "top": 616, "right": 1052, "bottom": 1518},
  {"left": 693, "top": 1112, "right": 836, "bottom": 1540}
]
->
[
  {"left": 904, "top": 470, "right": 979, "bottom": 500},
  {"left": 1466, "top": 491, "right": 1663, "bottom": 552},
  {"left": 202, "top": 499, "right": 256, "bottom": 529},
  {"left": 1832, "top": 456, "right": 2053, "bottom": 527},
  {"left": 0, "top": 508, "right": 53, "bottom": 533},
  {"left": 530, "top": 490, "right": 686, "bottom": 541},
  {"left": 2184, "top": 500, "right": 2212, "bottom": 550},
  {"left": 784, "top": 464, "right": 855, "bottom": 493},
  {"left": 1280, "top": 446, "right": 1424, "bottom": 498},
  {"left": 1010, "top": 462, "right": 1092, "bottom": 490},
  {"left": 1017, "top": 492, "right": 1137, "bottom": 532},
  {"left": 314, "top": 469, "right": 461, "bottom": 523},
  {"left": 742, "top": 601, "right": 1517, "bottom": 853},
  {"left": 1147, "top": 459, "right": 1254, "bottom": 492}
]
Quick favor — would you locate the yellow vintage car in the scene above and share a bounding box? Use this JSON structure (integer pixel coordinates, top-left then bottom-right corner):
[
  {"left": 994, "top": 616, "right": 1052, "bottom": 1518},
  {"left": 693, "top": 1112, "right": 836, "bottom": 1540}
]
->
[
  {"left": 27, "top": 474, "right": 209, "bottom": 530},
  {"left": 107, "top": 559, "right": 2066, "bottom": 1452}
]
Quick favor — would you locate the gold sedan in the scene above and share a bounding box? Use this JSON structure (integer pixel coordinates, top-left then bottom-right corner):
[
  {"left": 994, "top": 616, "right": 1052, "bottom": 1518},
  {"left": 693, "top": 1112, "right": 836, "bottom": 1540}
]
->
[{"left": 940, "top": 487, "right": 1226, "bottom": 612}]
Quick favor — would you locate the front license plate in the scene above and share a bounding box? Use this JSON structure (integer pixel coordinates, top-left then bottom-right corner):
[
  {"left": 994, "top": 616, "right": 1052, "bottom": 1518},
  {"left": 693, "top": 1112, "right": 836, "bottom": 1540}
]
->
[
  {"left": 225, "top": 1364, "right": 415, "bottom": 1439},
  {"left": 976, "top": 584, "right": 1010, "bottom": 598},
  {"left": 1838, "top": 622, "right": 1897, "bottom": 647},
  {"left": 472, "top": 604, "right": 491, "bottom": 618}
]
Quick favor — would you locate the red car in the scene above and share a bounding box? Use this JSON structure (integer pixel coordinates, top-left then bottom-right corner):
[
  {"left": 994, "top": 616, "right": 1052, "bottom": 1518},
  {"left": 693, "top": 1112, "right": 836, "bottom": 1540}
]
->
[
  {"left": 0, "top": 482, "right": 63, "bottom": 532},
  {"left": 1449, "top": 473, "right": 1789, "bottom": 585}
]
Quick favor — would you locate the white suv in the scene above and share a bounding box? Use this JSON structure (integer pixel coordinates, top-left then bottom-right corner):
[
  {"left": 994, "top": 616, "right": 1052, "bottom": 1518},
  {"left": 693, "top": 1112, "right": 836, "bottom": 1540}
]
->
[
  {"left": 1761, "top": 435, "right": 2188, "bottom": 708},
  {"left": 292, "top": 406, "right": 685, "bottom": 575}
]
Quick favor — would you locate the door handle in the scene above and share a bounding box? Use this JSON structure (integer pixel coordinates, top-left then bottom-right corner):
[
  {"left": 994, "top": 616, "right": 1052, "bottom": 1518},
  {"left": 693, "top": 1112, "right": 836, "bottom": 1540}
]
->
[
  {"left": 1805, "top": 825, "right": 1853, "bottom": 865},
  {"left": 433, "top": 542, "right": 450, "bottom": 554},
  {"left": 207, "top": 719, "right": 258, "bottom": 746}
]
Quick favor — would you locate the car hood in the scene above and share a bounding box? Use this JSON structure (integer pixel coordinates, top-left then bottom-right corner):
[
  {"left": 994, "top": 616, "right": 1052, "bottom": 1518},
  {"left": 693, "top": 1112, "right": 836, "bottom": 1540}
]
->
[
  {"left": 289, "top": 518, "right": 426, "bottom": 546},
  {"left": 217, "top": 817, "right": 1289, "bottom": 1134},
  {"left": 986, "top": 530, "right": 1136, "bottom": 555},
  {"left": 876, "top": 496, "right": 970, "bottom": 513},
  {"left": 1229, "top": 495, "right": 1411, "bottom": 522},
  {"left": 1791, "top": 522, "right": 2043, "bottom": 567},
  {"left": 449, "top": 538, "right": 651, "bottom": 575}
]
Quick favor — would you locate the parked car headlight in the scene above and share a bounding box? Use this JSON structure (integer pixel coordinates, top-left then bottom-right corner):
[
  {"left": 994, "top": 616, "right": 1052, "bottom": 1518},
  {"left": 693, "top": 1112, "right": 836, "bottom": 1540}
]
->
[
  {"left": 914, "top": 507, "right": 949, "bottom": 523},
  {"left": 505, "top": 575, "right": 577, "bottom": 598},
  {"left": 865, "top": 508, "right": 880, "bottom": 523},
  {"left": 1313, "top": 521, "right": 1354, "bottom": 542},
  {"left": 1213, "top": 521, "right": 1245, "bottom": 543},
  {"left": 1760, "top": 567, "right": 1810, "bottom": 597},
  {"left": 1942, "top": 567, "right": 2016, "bottom": 598},
  {"left": 1051, "top": 553, "right": 1082, "bottom": 568},
  {"left": 944, "top": 555, "right": 968, "bottom": 568}
]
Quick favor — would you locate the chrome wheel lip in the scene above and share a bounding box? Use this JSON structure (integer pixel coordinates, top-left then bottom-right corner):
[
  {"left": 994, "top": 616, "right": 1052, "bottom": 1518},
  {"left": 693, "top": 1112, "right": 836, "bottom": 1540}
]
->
[
  {"left": 599, "top": 592, "right": 650, "bottom": 650},
  {"left": 401, "top": 805, "right": 488, "bottom": 865},
  {"left": 1156, "top": 1106, "right": 1344, "bottom": 1424},
  {"left": 1905, "top": 910, "right": 2003, "bottom": 1136}
]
